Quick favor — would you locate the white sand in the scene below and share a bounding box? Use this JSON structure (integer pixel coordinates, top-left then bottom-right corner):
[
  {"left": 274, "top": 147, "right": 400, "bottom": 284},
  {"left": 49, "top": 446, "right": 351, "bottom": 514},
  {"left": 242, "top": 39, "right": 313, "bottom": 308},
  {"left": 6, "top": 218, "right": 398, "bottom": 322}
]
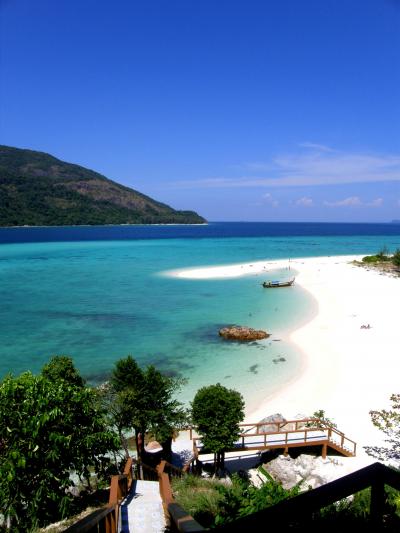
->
[{"left": 170, "top": 255, "right": 400, "bottom": 464}]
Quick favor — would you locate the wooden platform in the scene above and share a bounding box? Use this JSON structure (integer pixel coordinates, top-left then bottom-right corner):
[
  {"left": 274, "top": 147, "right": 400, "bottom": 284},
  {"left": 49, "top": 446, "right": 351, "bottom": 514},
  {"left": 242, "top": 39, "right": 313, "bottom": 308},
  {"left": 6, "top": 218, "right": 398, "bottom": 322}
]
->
[{"left": 188, "top": 418, "right": 356, "bottom": 459}]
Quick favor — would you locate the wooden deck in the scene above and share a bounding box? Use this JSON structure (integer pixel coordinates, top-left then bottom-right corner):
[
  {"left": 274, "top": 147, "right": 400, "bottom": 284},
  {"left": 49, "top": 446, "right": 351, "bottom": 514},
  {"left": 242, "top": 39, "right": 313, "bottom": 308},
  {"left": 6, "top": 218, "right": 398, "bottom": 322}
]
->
[{"left": 189, "top": 418, "right": 356, "bottom": 459}]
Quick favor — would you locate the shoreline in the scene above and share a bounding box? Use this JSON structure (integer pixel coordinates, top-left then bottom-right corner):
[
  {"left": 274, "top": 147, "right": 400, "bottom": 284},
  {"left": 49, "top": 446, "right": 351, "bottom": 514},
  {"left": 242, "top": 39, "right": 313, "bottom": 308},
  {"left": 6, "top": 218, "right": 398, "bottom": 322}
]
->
[{"left": 171, "top": 255, "right": 400, "bottom": 460}]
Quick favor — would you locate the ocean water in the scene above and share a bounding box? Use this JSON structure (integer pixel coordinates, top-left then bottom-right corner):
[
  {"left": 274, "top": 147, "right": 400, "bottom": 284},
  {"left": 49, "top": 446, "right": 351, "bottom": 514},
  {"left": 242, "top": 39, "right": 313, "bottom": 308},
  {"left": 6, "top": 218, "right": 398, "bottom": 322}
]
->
[{"left": 1, "top": 222, "right": 399, "bottom": 411}]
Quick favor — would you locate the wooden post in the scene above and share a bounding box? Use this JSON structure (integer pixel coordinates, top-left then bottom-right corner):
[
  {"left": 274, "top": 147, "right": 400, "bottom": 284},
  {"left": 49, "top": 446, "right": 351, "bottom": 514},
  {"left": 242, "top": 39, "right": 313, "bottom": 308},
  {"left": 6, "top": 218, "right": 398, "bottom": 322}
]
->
[{"left": 322, "top": 444, "right": 327, "bottom": 459}]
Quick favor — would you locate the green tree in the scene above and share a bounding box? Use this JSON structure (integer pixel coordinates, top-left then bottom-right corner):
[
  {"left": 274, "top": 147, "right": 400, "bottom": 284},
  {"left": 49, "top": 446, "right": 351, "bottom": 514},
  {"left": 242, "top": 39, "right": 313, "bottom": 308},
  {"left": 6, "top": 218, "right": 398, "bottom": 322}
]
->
[
  {"left": 191, "top": 383, "right": 245, "bottom": 471},
  {"left": 108, "top": 356, "right": 187, "bottom": 457},
  {"left": 42, "top": 355, "right": 85, "bottom": 388},
  {"left": 0, "top": 367, "right": 118, "bottom": 531},
  {"left": 364, "top": 393, "right": 400, "bottom": 461}
]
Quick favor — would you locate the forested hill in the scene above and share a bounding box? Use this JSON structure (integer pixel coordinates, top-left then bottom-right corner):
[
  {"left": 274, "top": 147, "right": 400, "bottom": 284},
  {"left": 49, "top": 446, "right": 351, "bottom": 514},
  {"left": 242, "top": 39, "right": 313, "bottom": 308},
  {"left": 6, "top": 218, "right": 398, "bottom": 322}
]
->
[{"left": 0, "top": 145, "right": 206, "bottom": 226}]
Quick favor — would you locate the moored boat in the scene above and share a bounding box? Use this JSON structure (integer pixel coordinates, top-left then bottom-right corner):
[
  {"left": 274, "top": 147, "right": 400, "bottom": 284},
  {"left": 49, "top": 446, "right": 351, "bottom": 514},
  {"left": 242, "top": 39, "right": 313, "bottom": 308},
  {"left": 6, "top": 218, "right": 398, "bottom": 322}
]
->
[{"left": 262, "top": 277, "right": 295, "bottom": 288}]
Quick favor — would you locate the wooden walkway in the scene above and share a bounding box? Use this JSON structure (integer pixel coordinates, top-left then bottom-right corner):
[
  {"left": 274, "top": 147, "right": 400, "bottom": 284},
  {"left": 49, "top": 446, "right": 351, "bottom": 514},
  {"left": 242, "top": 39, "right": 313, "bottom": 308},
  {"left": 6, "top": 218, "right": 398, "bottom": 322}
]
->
[{"left": 189, "top": 418, "right": 356, "bottom": 459}]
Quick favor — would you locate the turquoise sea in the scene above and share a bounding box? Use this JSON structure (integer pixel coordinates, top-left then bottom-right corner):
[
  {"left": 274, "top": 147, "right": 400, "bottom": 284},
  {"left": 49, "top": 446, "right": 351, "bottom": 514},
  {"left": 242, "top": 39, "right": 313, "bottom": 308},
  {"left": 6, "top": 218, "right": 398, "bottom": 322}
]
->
[{"left": 1, "top": 222, "right": 399, "bottom": 412}]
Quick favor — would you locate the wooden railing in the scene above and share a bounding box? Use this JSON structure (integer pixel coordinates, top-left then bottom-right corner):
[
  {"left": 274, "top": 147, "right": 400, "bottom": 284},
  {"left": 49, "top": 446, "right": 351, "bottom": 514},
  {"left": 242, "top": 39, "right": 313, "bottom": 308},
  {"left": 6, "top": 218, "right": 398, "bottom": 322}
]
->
[
  {"left": 157, "top": 460, "right": 205, "bottom": 532},
  {"left": 65, "top": 456, "right": 204, "bottom": 533},
  {"left": 217, "top": 462, "right": 400, "bottom": 531},
  {"left": 65, "top": 457, "right": 134, "bottom": 533},
  {"left": 190, "top": 418, "right": 357, "bottom": 457}
]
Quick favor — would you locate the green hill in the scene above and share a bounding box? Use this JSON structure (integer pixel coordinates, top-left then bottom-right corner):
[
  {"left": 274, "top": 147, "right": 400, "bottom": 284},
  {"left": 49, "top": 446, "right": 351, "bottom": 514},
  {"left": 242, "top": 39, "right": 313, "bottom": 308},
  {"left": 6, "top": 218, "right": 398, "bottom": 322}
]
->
[{"left": 0, "top": 145, "right": 206, "bottom": 226}]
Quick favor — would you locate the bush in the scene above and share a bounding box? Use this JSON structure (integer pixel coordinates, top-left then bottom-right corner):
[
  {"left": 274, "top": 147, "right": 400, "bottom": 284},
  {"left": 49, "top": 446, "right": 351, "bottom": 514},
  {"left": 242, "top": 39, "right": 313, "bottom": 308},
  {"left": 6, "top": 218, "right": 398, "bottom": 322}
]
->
[
  {"left": 362, "top": 255, "right": 381, "bottom": 263},
  {"left": 0, "top": 359, "right": 119, "bottom": 531},
  {"left": 171, "top": 476, "right": 225, "bottom": 528},
  {"left": 172, "top": 467, "right": 301, "bottom": 528},
  {"left": 392, "top": 249, "right": 400, "bottom": 268}
]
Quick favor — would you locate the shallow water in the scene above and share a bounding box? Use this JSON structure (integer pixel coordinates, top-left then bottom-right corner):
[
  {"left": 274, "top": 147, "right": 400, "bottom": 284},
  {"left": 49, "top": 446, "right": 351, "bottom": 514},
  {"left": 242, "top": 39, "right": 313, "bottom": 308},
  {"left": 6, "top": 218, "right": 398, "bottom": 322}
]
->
[{"left": 1, "top": 223, "right": 399, "bottom": 409}]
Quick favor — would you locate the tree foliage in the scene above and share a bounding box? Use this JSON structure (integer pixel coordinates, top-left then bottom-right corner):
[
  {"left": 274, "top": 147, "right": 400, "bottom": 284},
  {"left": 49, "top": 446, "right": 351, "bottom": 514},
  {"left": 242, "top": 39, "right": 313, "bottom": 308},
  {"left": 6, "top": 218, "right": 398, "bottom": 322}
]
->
[
  {"left": 107, "top": 356, "right": 187, "bottom": 455},
  {"left": 191, "top": 383, "right": 245, "bottom": 470},
  {"left": 364, "top": 393, "right": 400, "bottom": 461},
  {"left": 0, "top": 358, "right": 119, "bottom": 531},
  {"left": 42, "top": 355, "right": 85, "bottom": 388}
]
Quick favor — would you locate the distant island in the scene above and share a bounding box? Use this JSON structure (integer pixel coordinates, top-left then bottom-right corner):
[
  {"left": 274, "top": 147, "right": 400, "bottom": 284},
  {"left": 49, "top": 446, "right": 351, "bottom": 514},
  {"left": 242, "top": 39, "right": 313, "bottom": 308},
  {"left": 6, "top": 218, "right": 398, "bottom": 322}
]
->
[{"left": 0, "top": 145, "right": 206, "bottom": 226}]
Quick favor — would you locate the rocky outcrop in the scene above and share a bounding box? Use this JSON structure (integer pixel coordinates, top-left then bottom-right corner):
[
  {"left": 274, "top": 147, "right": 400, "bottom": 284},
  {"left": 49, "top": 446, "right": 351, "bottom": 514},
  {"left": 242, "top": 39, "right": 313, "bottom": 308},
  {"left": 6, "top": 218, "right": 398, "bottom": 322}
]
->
[
  {"left": 256, "top": 413, "right": 287, "bottom": 433},
  {"left": 262, "top": 454, "right": 351, "bottom": 490},
  {"left": 219, "top": 326, "right": 270, "bottom": 341}
]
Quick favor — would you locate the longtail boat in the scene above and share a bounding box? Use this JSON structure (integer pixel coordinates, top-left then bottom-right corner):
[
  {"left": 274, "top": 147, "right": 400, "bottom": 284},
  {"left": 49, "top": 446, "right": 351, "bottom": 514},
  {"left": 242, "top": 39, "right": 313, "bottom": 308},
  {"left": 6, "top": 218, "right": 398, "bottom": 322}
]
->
[{"left": 262, "top": 277, "right": 295, "bottom": 288}]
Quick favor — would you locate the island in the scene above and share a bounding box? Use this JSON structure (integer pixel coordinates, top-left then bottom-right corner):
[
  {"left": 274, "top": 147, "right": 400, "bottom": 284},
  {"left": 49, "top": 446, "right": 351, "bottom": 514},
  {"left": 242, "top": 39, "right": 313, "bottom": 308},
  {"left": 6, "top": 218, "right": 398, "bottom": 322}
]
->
[{"left": 0, "top": 145, "right": 206, "bottom": 226}]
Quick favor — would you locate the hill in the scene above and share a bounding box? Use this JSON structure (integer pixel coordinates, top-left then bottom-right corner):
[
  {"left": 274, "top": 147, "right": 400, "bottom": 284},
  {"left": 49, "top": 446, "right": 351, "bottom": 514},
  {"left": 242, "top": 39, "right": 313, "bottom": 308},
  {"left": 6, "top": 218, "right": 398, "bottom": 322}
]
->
[{"left": 0, "top": 145, "right": 206, "bottom": 226}]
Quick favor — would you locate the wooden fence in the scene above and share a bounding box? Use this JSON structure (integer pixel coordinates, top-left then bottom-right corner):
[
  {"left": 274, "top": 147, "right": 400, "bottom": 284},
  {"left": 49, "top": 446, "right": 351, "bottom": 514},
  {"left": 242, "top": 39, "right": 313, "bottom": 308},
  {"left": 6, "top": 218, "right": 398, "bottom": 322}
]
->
[{"left": 190, "top": 418, "right": 357, "bottom": 458}]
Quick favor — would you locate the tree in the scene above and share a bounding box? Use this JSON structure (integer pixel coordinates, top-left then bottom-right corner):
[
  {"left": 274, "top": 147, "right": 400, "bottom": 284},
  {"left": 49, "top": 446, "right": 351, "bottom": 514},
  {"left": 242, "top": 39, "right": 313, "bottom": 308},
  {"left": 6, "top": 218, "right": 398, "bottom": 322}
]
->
[
  {"left": 108, "top": 356, "right": 187, "bottom": 457},
  {"left": 364, "top": 393, "right": 400, "bottom": 461},
  {"left": 191, "top": 383, "right": 245, "bottom": 471},
  {"left": 0, "top": 365, "right": 119, "bottom": 530},
  {"left": 42, "top": 355, "right": 85, "bottom": 388}
]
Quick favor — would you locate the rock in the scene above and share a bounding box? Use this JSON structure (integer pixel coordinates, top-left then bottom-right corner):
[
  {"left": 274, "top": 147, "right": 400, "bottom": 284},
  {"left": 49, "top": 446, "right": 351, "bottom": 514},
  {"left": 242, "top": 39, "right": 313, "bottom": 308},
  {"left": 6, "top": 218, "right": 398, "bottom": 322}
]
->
[
  {"left": 219, "top": 326, "right": 270, "bottom": 341},
  {"left": 257, "top": 413, "right": 287, "bottom": 433},
  {"left": 263, "top": 454, "right": 349, "bottom": 490}
]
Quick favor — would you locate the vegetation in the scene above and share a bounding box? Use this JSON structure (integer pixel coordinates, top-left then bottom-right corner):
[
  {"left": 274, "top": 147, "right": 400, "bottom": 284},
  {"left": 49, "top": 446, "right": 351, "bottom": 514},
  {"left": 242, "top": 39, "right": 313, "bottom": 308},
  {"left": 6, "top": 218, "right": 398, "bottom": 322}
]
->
[
  {"left": 307, "top": 487, "right": 400, "bottom": 531},
  {"left": 364, "top": 393, "right": 400, "bottom": 462},
  {"left": 191, "top": 383, "right": 245, "bottom": 471},
  {"left": 172, "top": 466, "right": 301, "bottom": 528},
  {"left": 0, "top": 145, "right": 206, "bottom": 226},
  {"left": 306, "top": 409, "right": 337, "bottom": 428},
  {"left": 361, "top": 247, "right": 400, "bottom": 268},
  {"left": 393, "top": 249, "right": 400, "bottom": 268},
  {"left": 0, "top": 357, "right": 119, "bottom": 531},
  {"left": 105, "top": 355, "right": 187, "bottom": 457}
]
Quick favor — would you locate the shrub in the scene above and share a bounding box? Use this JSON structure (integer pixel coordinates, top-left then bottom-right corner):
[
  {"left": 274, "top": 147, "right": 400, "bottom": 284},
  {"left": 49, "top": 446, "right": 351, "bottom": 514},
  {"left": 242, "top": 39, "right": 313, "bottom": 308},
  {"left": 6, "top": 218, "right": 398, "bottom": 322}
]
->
[{"left": 392, "top": 249, "right": 400, "bottom": 268}]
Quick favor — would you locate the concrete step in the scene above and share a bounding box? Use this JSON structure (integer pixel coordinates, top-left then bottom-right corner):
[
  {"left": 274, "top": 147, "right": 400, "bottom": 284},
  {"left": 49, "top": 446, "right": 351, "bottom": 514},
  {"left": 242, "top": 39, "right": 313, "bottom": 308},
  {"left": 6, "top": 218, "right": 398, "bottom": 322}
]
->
[{"left": 121, "top": 480, "right": 166, "bottom": 533}]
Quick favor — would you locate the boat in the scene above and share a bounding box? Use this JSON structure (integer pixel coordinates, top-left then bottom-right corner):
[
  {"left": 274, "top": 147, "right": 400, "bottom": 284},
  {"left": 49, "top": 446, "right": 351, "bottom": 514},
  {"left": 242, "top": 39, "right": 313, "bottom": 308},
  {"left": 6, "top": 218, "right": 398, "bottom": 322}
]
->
[{"left": 262, "top": 277, "right": 295, "bottom": 288}]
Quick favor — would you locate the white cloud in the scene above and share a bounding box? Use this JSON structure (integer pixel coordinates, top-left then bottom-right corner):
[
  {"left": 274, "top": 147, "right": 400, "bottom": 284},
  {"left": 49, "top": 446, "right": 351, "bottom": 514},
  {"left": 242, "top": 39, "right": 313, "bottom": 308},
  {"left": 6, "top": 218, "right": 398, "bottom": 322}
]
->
[
  {"left": 172, "top": 146, "right": 400, "bottom": 189},
  {"left": 298, "top": 142, "right": 335, "bottom": 152},
  {"left": 262, "top": 193, "right": 279, "bottom": 207},
  {"left": 296, "top": 196, "right": 314, "bottom": 206},
  {"left": 324, "top": 196, "right": 384, "bottom": 208},
  {"left": 366, "top": 198, "right": 384, "bottom": 207},
  {"left": 324, "top": 196, "right": 362, "bottom": 207}
]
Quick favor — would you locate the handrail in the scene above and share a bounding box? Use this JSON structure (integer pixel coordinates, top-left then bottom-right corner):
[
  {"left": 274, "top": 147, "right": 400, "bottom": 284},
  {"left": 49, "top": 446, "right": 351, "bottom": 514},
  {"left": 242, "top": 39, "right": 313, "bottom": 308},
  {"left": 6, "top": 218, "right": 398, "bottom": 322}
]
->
[
  {"left": 190, "top": 418, "right": 356, "bottom": 456},
  {"left": 65, "top": 457, "right": 134, "bottom": 533},
  {"left": 217, "top": 462, "right": 400, "bottom": 531},
  {"left": 157, "top": 460, "right": 205, "bottom": 532}
]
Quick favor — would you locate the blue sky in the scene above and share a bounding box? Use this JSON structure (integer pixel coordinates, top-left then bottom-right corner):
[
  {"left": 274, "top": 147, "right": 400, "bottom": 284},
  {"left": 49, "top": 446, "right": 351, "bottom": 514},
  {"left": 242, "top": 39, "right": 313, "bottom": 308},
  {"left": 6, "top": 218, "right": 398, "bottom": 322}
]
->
[{"left": 1, "top": 0, "right": 399, "bottom": 222}]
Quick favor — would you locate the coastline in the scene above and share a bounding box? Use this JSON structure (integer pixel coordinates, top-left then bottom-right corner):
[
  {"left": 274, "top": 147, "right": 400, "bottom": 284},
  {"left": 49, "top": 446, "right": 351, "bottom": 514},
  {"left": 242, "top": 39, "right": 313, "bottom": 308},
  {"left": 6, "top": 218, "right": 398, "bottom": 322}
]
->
[{"left": 171, "top": 254, "right": 400, "bottom": 460}]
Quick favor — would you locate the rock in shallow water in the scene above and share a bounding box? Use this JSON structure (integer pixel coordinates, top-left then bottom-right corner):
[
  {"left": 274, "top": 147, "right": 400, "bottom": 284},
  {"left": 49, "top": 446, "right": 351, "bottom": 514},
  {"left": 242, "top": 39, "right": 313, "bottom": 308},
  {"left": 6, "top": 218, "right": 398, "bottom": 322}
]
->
[{"left": 219, "top": 326, "right": 270, "bottom": 341}]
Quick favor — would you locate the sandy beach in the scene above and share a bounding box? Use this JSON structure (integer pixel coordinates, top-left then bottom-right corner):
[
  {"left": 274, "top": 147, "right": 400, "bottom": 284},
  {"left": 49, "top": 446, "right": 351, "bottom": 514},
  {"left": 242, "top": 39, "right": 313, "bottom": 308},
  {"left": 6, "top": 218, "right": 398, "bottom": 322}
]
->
[{"left": 172, "top": 255, "right": 400, "bottom": 463}]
